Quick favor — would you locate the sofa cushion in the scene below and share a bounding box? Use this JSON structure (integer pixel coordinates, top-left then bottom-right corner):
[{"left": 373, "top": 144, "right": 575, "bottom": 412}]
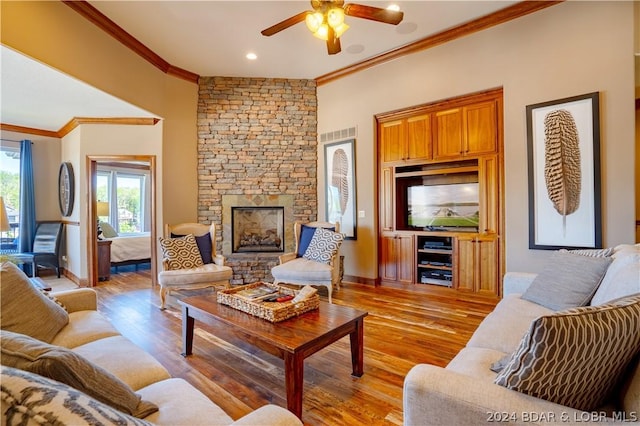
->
[
  {"left": 51, "top": 309, "right": 121, "bottom": 348},
  {"left": 446, "top": 347, "right": 505, "bottom": 381},
  {"left": 159, "top": 234, "right": 204, "bottom": 270},
  {"left": 73, "top": 335, "right": 171, "bottom": 391},
  {"left": 158, "top": 263, "right": 232, "bottom": 287},
  {"left": 0, "top": 261, "right": 69, "bottom": 343},
  {"left": 590, "top": 251, "right": 640, "bottom": 306},
  {"left": 0, "top": 331, "right": 158, "bottom": 418},
  {"left": 0, "top": 365, "right": 153, "bottom": 426},
  {"left": 303, "top": 227, "right": 343, "bottom": 264},
  {"left": 171, "top": 232, "right": 213, "bottom": 264},
  {"left": 466, "top": 294, "right": 554, "bottom": 354},
  {"left": 521, "top": 251, "right": 611, "bottom": 310},
  {"left": 137, "top": 378, "right": 234, "bottom": 425},
  {"left": 494, "top": 295, "right": 640, "bottom": 412},
  {"left": 272, "top": 257, "right": 333, "bottom": 282}
]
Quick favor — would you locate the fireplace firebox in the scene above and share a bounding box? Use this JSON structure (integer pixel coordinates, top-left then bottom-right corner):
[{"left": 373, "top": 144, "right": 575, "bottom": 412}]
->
[{"left": 231, "top": 207, "right": 284, "bottom": 253}]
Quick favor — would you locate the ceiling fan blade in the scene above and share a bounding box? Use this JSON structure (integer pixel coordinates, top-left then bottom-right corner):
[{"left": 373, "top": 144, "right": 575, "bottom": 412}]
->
[
  {"left": 261, "top": 11, "right": 309, "bottom": 36},
  {"left": 327, "top": 27, "right": 341, "bottom": 55},
  {"left": 343, "top": 3, "right": 404, "bottom": 25}
]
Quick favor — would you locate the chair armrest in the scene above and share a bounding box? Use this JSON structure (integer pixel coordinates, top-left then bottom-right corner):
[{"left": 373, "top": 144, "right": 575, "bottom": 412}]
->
[
  {"left": 404, "top": 364, "right": 600, "bottom": 425},
  {"left": 278, "top": 252, "right": 296, "bottom": 264},
  {"left": 213, "top": 254, "right": 225, "bottom": 266},
  {"left": 231, "top": 404, "right": 302, "bottom": 426},
  {"left": 52, "top": 288, "right": 98, "bottom": 312},
  {"left": 502, "top": 272, "right": 537, "bottom": 296}
]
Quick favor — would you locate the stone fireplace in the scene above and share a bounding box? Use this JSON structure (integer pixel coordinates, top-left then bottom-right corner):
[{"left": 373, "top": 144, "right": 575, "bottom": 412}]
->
[
  {"left": 197, "top": 77, "right": 318, "bottom": 284},
  {"left": 231, "top": 207, "right": 284, "bottom": 253},
  {"left": 221, "top": 194, "right": 295, "bottom": 284}
]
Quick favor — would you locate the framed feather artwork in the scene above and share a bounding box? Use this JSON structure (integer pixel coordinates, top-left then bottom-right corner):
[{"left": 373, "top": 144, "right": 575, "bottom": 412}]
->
[
  {"left": 526, "top": 92, "right": 602, "bottom": 250},
  {"left": 324, "top": 139, "right": 357, "bottom": 240}
]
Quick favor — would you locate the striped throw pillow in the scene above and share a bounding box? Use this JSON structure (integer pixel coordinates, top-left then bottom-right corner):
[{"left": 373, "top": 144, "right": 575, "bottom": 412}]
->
[
  {"left": 159, "top": 234, "right": 204, "bottom": 270},
  {"left": 495, "top": 295, "right": 640, "bottom": 411}
]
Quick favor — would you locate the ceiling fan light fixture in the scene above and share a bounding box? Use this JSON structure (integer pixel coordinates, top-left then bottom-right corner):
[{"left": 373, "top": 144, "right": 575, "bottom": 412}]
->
[
  {"left": 313, "top": 23, "right": 329, "bottom": 41},
  {"left": 327, "top": 7, "right": 345, "bottom": 28},
  {"left": 332, "top": 22, "right": 349, "bottom": 38},
  {"left": 305, "top": 12, "right": 324, "bottom": 33}
]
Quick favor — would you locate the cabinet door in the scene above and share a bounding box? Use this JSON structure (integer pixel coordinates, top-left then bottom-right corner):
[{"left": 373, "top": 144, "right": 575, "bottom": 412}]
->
[
  {"left": 380, "top": 167, "right": 394, "bottom": 231},
  {"left": 463, "top": 101, "right": 497, "bottom": 155},
  {"left": 380, "top": 235, "right": 399, "bottom": 282},
  {"left": 455, "top": 235, "right": 499, "bottom": 295},
  {"left": 397, "top": 234, "right": 415, "bottom": 284},
  {"left": 379, "top": 234, "right": 414, "bottom": 284},
  {"left": 380, "top": 120, "right": 405, "bottom": 163},
  {"left": 433, "top": 108, "right": 463, "bottom": 159},
  {"left": 406, "top": 114, "right": 432, "bottom": 161},
  {"left": 455, "top": 237, "right": 476, "bottom": 292},
  {"left": 479, "top": 155, "right": 499, "bottom": 234},
  {"left": 476, "top": 236, "right": 499, "bottom": 296}
]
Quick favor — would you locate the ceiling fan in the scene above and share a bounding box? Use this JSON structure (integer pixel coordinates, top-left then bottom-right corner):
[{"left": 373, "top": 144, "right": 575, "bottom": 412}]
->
[{"left": 261, "top": 0, "right": 404, "bottom": 55}]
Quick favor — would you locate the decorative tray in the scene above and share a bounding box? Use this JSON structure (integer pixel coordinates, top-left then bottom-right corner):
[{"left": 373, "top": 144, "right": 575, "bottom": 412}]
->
[{"left": 217, "top": 282, "right": 319, "bottom": 323}]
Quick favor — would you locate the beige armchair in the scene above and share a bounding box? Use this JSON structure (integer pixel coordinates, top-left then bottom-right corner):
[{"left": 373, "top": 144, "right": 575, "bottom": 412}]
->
[
  {"left": 157, "top": 223, "right": 232, "bottom": 309},
  {"left": 271, "top": 221, "right": 343, "bottom": 303}
]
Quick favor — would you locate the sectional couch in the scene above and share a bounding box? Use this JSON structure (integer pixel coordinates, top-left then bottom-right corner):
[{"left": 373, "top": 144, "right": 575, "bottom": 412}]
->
[
  {"left": 404, "top": 244, "right": 640, "bottom": 425},
  {"left": 0, "top": 261, "right": 302, "bottom": 425}
]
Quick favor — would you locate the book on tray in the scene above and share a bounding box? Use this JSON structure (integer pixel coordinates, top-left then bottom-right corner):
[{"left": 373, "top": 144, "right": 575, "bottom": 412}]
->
[{"left": 234, "top": 284, "right": 279, "bottom": 301}]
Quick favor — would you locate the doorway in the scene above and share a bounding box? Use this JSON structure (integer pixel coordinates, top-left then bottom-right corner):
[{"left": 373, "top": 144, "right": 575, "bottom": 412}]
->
[{"left": 87, "top": 155, "right": 157, "bottom": 287}]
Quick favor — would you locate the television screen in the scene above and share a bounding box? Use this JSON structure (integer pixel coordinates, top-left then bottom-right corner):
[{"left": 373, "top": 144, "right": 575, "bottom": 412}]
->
[{"left": 407, "top": 183, "right": 479, "bottom": 231}]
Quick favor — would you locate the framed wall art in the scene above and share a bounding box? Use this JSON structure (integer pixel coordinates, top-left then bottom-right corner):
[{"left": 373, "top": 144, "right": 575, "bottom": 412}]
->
[
  {"left": 526, "top": 92, "right": 602, "bottom": 250},
  {"left": 324, "top": 139, "right": 357, "bottom": 240}
]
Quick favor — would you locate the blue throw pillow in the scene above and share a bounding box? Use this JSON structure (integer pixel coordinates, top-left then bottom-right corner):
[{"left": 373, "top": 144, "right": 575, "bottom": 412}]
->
[
  {"left": 171, "top": 233, "right": 212, "bottom": 264},
  {"left": 297, "top": 225, "right": 316, "bottom": 257}
]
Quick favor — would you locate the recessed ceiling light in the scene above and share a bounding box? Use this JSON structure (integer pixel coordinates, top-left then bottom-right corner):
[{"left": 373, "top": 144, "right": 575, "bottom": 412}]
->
[
  {"left": 246, "top": 52, "right": 257, "bottom": 60},
  {"left": 387, "top": 4, "right": 400, "bottom": 12}
]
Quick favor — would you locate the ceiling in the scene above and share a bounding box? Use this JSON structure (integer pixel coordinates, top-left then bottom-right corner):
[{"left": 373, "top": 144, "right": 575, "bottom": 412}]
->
[{"left": 1, "top": 1, "right": 520, "bottom": 135}]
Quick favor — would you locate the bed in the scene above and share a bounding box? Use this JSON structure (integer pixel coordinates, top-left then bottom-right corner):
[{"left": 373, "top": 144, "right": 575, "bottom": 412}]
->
[{"left": 105, "top": 232, "right": 151, "bottom": 269}]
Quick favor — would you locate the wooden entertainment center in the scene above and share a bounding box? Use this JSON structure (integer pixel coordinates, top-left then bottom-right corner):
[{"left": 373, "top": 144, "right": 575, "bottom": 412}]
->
[{"left": 376, "top": 88, "right": 504, "bottom": 297}]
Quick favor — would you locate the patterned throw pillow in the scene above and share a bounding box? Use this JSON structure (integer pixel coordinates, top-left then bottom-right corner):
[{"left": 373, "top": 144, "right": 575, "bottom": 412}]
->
[
  {"left": 159, "top": 234, "right": 204, "bottom": 270},
  {"left": 0, "top": 366, "right": 153, "bottom": 426},
  {"left": 495, "top": 295, "right": 640, "bottom": 411},
  {"left": 171, "top": 232, "right": 213, "bottom": 264},
  {"left": 303, "top": 227, "right": 344, "bottom": 264}
]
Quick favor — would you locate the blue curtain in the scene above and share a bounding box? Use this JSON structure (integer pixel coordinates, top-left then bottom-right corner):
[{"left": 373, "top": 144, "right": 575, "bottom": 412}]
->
[{"left": 18, "top": 140, "right": 36, "bottom": 252}]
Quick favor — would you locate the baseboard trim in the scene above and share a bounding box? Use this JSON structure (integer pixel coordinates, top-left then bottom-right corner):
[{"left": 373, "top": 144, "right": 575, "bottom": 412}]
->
[{"left": 343, "top": 275, "right": 378, "bottom": 286}]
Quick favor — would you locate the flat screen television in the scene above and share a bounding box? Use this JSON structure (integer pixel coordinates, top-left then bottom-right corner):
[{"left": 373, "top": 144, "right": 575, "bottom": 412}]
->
[{"left": 407, "top": 181, "right": 479, "bottom": 231}]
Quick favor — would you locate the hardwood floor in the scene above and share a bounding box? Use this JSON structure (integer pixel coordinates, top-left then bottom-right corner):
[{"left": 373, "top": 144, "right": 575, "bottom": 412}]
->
[{"left": 92, "top": 268, "right": 498, "bottom": 426}]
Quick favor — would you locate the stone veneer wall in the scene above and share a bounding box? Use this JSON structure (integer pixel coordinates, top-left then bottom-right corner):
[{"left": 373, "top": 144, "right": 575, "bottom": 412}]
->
[{"left": 197, "top": 76, "right": 318, "bottom": 284}]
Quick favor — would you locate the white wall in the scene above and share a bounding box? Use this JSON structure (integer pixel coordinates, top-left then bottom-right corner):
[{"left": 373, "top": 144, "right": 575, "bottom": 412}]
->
[
  {"left": 61, "top": 123, "right": 163, "bottom": 281},
  {"left": 318, "top": 1, "right": 635, "bottom": 279}
]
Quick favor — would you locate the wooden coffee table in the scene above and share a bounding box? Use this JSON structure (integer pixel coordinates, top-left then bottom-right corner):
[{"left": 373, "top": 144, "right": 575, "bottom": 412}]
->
[{"left": 179, "top": 295, "right": 368, "bottom": 419}]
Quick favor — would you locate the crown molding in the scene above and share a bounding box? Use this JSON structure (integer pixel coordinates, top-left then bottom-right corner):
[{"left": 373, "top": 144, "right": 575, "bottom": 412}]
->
[
  {"left": 62, "top": 0, "right": 199, "bottom": 84},
  {"left": 315, "top": 1, "right": 564, "bottom": 86},
  {"left": 0, "top": 123, "right": 59, "bottom": 138},
  {"left": 1, "top": 117, "right": 160, "bottom": 139}
]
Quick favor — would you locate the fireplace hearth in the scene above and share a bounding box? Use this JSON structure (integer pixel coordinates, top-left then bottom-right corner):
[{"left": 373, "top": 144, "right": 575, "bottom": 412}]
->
[{"left": 232, "top": 207, "right": 284, "bottom": 253}]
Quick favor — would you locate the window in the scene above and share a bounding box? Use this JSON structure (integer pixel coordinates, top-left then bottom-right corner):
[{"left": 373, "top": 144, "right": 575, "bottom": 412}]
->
[
  {"left": 0, "top": 143, "right": 20, "bottom": 252},
  {"left": 97, "top": 166, "right": 149, "bottom": 234}
]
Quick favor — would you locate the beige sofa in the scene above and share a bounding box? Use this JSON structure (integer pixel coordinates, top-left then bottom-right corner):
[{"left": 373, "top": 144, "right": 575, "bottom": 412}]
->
[
  {"left": 0, "top": 262, "right": 301, "bottom": 425},
  {"left": 404, "top": 244, "right": 640, "bottom": 425}
]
